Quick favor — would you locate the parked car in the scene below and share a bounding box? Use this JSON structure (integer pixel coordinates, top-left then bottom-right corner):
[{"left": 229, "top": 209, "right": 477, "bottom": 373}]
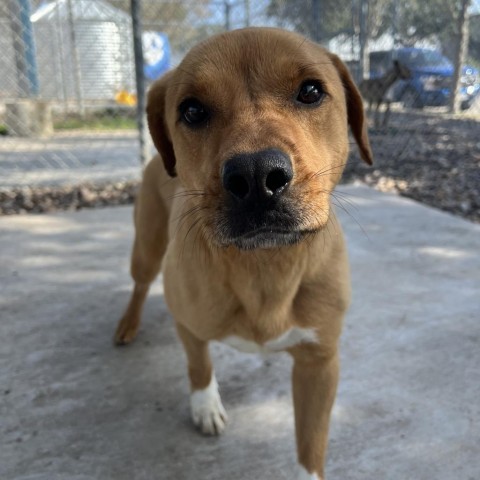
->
[{"left": 369, "top": 48, "right": 480, "bottom": 109}]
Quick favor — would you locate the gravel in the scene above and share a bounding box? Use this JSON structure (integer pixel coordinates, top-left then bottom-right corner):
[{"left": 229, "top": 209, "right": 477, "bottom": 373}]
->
[
  {"left": 1, "top": 110, "right": 479, "bottom": 223},
  {"left": 0, "top": 182, "right": 139, "bottom": 215}
]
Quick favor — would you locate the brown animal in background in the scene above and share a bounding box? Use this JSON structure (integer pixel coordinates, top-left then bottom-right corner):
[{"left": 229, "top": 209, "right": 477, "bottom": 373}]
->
[
  {"left": 359, "top": 59, "right": 411, "bottom": 128},
  {"left": 114, "top": 28, "right": 372, "bottom": 480}
]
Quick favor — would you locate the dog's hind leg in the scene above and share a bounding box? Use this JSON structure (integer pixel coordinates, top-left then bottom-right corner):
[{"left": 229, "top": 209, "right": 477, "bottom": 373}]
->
[
  {"left": 176, "top": 322, "right": 228, "bottom": 435},
  {"left": 114, "top": 157, "right": 172, "bottom": 345}
]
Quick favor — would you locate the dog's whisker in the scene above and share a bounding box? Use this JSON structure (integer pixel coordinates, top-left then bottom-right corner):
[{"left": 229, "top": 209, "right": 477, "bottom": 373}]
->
[
  {"left": 179, "top": 214, "right": 206, "bottom": 261},
  {"left": 310, "top": 162, "right": 348, "bottom": 179},
  {"left": 190, "top": 220, "right": 208, "bottom": 262},
  {"left": 294, "top": 160, "right": 346, "bottom": 187},
  {"left": 325, "top": 213, "right": 337, "bottom": 246},
  {"left": 331, "top": 188, "right": 368, "bottom": 200},
  {"left": 329, "top": 187, "right": 359, "bottom": 203},
  {"left": 330, "top": 198, "right": 370, "bottom": 241},
  {"left": 298, "top": 162, "right": 346, "bottom": 184},
  {"left": 176, "top": 206, "right": 209, "bottom": 232},
  {"left": 174, "top": 204, "right": 211, "bottom": 242},
  {"left": 330, "top": 192, "right": 360, "bottom": 213},
  {"left": 174, "top": 203, "right": 204, "bottom": 225},
  {"left": 298, "top": 186, "right": 362, "bottom": 240}
]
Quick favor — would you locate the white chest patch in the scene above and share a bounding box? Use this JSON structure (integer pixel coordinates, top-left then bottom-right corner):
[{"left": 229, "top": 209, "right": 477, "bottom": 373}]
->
[{"left": 221, "top": 327, "right": 318, "bottom": 354}]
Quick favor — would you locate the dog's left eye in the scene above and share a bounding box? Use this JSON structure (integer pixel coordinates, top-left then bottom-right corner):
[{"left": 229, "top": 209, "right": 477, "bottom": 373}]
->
[
  {"left": 179, "top": 99, "right": 210, "bottom": 126},
  {"left": 296, "top": 81, "right": 325, "bottom": 105}
]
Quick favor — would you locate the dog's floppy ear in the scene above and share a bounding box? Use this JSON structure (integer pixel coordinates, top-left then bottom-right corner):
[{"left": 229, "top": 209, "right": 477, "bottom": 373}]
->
[
  {"left": 328, "top": 53, "right": 373, "bottom": 165},
  {"left": 147, "top": 70, "right": 177, "bottom": 177}
]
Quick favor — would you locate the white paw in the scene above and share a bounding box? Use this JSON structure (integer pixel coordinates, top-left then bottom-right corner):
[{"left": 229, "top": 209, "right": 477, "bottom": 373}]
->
[
  {"left": 296, "top": 465, "right": 319, "bottom": 480},
  {"left": 190, "top": 373, "right": 227, "bottom": 435}
]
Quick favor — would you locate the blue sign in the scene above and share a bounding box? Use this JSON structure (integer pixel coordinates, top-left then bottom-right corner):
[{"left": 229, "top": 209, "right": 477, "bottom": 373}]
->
[{"left": 143, "top": 32, "right": 171, "bottom": 81}]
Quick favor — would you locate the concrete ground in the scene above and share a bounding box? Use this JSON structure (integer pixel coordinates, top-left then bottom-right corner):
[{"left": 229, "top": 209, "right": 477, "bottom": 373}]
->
[{"left": 1, "top": 185, "right": 479, "bottom": 480}]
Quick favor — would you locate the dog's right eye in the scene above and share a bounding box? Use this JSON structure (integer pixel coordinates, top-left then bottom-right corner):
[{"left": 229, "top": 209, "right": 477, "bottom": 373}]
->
[{"left": 179, "top": 99, "right": 209, "bottom": 126}]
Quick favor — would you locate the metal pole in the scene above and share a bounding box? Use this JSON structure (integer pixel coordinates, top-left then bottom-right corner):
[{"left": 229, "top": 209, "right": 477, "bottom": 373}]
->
[
  {"left": 449, "top": 0, "right": 471, "bottom": 113},
  {"left": 244, "top": 0, "right": 250, "bottom": 27},
  {"left": 391, "top": 0, "right": 398, "bottom": 51},
  {"left": 67, "top": 0, "right": 85, "bottom": 117},
  {"left": 358, "top": 0, "right": 369, "bottom": 80},
  {"left": 131, "top": 0, "right": 148, "bottom": 166},
  {"left": 9, "top": 0, "right": 39, "bottom": 97},
  {"left": 351, "top": 0, "right": 358, "bottom": 83},
  {"left": 225, "top": 1, "right": 231, "bottom": 31},
  {"left": 55, "top": 1, "right": 69, "bottom": 112},
  {"left": 312, "top": 0, "right": 321, "bottom": 43},
  {"left": 19, "top": 0, "right": 38, "bottom": 95}
]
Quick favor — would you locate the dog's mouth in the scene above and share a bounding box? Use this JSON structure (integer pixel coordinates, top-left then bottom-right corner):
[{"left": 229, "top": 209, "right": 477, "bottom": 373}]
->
[
  {"left": 214, "top": 205, "right": 319, "bottom": 250},
  {"left": 230, "top": 227, "right": 316, "bottom": 250}
]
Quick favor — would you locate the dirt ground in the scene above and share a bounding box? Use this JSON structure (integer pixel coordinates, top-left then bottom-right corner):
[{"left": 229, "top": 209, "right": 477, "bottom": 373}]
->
[{"left": 343, "top": 108, "right": 480, "bottom": 223}]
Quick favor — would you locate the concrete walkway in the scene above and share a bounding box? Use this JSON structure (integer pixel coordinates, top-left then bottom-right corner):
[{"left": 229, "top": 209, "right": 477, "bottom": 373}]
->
[{"left": 1, "top": 185, "right": 479, "bottom": 480}]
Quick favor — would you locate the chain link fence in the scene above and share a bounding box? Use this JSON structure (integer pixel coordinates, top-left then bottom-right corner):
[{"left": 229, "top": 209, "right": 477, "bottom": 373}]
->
[{"left": 1, "top": 0, "right": 479, "bottom": 220}]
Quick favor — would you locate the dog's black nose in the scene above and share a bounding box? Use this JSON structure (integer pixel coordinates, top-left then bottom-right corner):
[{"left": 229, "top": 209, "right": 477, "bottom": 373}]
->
[{"left": 222, "top": 149, "right": 293, "bottom": 204}]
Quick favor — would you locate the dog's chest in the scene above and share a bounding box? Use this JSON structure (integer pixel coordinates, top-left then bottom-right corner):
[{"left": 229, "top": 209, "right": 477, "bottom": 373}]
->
[{"left": 220, "top": 327, "right": 318, "bottom": 354}]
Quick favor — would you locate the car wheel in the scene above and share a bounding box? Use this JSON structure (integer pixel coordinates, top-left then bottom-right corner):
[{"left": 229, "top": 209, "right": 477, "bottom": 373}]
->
[{"left": 402, "top": 88, "right": 423, "bottom": 109}]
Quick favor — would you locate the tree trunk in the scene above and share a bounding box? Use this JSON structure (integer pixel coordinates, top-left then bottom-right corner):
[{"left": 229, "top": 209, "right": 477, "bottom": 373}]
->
[{"left": 449, "top": 0, "right": 471, "bottom": 114}]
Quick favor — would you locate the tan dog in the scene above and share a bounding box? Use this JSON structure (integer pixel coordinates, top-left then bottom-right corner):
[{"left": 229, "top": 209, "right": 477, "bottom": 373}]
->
[{"left": 115, "top": 27, "right": 372, "bottom": 480}]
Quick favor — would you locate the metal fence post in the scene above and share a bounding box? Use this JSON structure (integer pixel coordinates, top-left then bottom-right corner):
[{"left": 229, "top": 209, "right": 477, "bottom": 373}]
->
[
  {"left": 449, "top": 0, "right": 471, "bottom": 113},
  {"left": 131, "top": 0, "right": 148, "bottom": 166},
  {"left": 358, "top": 0, "right": 369, "bottom": 80},
  {"left": 245, "top": 0, "right": 250, "bottom": 27},
  {"left": 67, "top": 0, "right": 85, "bottom": 117},
  {"left": 312, "top": 0, "right": 322, "bottom": 43},
  {"left": 225, "top": 1, "right": 231, "bottom": 31},
  {"left": 391, "top": 0, "right": 399, "bottom": 49},
  {"left": 9, "top": 0, "right": 39, "bottom": 97}
]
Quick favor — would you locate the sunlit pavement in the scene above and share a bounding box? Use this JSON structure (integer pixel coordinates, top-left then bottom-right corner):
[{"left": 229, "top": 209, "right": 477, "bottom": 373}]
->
[{"left": 1, "top": 184, "right": 479, "bottom": 480}]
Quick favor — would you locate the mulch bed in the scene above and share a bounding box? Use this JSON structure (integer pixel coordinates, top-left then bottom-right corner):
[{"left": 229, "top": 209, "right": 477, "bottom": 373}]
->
[
  {"left": 342, "top": 111, "right": 480, "bottom": 223},
  {"left": 0, "top": 182, "right": 139, "bottom": 215}
]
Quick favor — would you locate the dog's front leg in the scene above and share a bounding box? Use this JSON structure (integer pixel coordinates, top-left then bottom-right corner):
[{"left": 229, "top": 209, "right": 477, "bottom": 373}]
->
[
  {"left": 175, "top": 322, "right": 228, "bottom": 435},
  {"left": 290, "top": 347, "right": 340, "bottom": 480}
]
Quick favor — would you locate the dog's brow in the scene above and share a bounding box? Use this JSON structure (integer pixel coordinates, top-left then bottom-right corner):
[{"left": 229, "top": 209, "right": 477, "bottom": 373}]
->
[
  {"left": 176, "top": 66, "right": 197, "bottom": 80},
  {"left": 295, "top": 37, "right": 308, "bottom": 52},
  {"left": 166, "top": 82, "right": 196, "bottom": 91},
  {"left": 298, "top": 60, "right": 334, "bottom": 72}
]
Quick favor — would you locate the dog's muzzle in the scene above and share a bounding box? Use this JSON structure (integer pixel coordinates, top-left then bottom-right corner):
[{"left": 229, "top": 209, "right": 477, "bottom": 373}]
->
[{"left": 219, "top": 149, "right": 305, "bottom": 249}]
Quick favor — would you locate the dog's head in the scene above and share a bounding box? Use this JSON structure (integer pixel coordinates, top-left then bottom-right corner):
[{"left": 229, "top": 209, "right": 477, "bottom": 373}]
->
[{"left": 147, "top": 28, "right": 372, "bottom": 250}]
